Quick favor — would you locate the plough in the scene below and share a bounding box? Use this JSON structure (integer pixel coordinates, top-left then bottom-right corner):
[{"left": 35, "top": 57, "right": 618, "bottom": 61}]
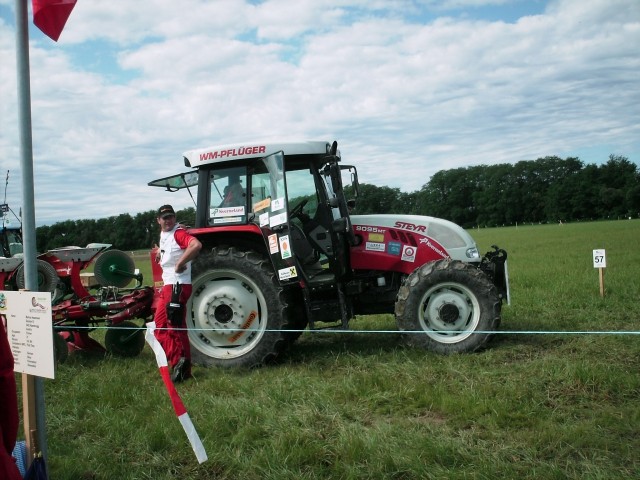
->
[{"left": 0, "top": 244, "right": 157, "bottom": 362}]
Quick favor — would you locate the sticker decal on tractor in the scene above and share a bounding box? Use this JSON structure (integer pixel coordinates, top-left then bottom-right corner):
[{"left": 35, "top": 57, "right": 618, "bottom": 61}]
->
[
  {"left": 253, "top": 198, "right": 271, "bottom": 212},
  {"left": 420, "top": 237, "right": 449, "bottom": 258},
  {"left": 355, "top": 225, "right": 386, "bottom": 234},
  {"left": 278, "top": 266, "right": 297, "bottom": 280},
  {"left": 268, "top": 234, "right": 279, "bottom": 254},
  {"left": 259, "top": 212, "right": 269, "bottom": 227},
  {"left": 213, "top": 217, "right": 242, "bottom": 224},
  {"left": 271, "top": 197, "right": 285, "bottom": 211},
  {"left": 368, "top": 233, "right": 384, "bottom": 243},
  {"left": 211, "top": 206, "right": 245, "bottom": 217},
  {"left": 279, "top": 235, "right": 292, "bottom": 259},
  {"left": 198, "top": 145, "right": 266, "bottom": 162},
  {"left": 365, "top": 242, "right": 385, "bottom": 252},
  {"left": 229, "top": 311, "right": 258, "bottom": 343},
  {"left": 394, "top": 221, "right": 427, "bottom": 233},
  {"left": 401, "top": 245, "right": 417, "bottom": 262},
  {"left": 270, "top": 212, "right": 287, "bottom": 227},
  {"left": 388, "top": 242, "right": 402, "bottom": 256}
]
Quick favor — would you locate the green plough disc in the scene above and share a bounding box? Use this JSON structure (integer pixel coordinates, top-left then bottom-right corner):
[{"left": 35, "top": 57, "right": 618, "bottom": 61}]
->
[{"left": 93, "top": 249, "right": 135, "bottom": 288}]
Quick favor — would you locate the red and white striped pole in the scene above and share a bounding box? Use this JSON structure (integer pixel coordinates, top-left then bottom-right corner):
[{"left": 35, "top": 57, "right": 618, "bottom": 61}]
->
[{"left": 145, "top": 322, "right": 207, "bottom": 464}]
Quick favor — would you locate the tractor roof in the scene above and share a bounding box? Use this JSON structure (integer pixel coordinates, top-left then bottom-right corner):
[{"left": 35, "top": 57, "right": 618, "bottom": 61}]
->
[{"left": 183, "top": 140, "right": 332, "bottom": 168}]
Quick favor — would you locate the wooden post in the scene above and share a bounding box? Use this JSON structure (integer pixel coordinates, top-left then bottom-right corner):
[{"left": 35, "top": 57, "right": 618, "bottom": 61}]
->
[
  {"left": 21, "top": 373, "right": 37, "bottom": 467},
  {"left": 599, "top": 267, "right": 605, "bottom": 297}
]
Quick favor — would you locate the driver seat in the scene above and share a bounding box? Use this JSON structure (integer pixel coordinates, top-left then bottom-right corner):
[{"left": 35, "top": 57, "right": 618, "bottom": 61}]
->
[{"left": 290, "top": 224, "right": 318, "bottom": 266}]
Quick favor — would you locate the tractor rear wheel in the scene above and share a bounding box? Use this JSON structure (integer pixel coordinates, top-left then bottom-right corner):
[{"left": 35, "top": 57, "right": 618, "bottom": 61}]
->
[
  {"left": 395, "top": 259, "right": 501, "bottom": 354},
  {"left": 188, "top": 246, "right": 292, "bottom": 368}
]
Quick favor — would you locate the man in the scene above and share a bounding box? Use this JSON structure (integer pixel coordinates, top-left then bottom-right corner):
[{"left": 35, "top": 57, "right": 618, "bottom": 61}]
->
[
  {"left": 220, "top": 174, "right": 245, "bottom": 207},
  {"left": 0, "top": 315, "right": 22, "bottom": 480},
  {"left": 154, "top": 205, "right": 202, "bottom": 383}
]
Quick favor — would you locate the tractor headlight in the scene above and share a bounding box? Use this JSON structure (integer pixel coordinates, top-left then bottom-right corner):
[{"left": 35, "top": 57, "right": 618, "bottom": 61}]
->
[{"left": 466, "top": 247, "right": 480, "bottom": 259}]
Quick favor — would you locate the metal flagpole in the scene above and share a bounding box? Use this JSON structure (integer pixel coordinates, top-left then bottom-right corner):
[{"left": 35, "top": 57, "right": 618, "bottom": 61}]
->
[{"left": 14, "top": 0, "right": 49, "bottom": 463}]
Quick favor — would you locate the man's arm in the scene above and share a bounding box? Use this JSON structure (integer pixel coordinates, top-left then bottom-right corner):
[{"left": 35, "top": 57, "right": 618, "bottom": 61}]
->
[{"left": 175, "top": 237, "right": 202, "bottom": 274}]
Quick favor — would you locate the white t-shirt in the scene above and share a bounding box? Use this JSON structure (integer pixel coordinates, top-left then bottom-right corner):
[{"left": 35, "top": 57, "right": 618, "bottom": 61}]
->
[{"left": 159, "top": 225, "right": 193, "bottom": 285}]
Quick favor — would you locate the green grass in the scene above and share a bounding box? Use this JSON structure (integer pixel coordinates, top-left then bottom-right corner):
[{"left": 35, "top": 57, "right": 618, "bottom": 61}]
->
[{"left": 20, "top": 220, "right": 640, "bottom": 479}]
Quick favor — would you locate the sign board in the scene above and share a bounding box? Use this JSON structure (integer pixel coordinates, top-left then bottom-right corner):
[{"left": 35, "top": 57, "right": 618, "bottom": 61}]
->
[
  {"left": 592, "top": 249, "right": 606, "bottom": 268},
  {"left": 1, "top": 290, "right": 54, "bottom": 379}
]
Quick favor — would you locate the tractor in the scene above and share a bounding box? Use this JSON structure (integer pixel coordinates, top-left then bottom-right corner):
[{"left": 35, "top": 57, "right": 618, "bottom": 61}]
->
[{"left": 148, "top": 140, "right": 509, "bottom": 369}]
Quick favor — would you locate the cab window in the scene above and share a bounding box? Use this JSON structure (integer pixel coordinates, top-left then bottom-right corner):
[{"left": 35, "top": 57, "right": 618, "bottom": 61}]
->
[{"left": 208, "top": 167, "right": 246, "bottom": 224}]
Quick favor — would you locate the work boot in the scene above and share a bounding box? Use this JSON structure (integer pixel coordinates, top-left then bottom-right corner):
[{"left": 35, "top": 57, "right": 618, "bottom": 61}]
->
[{"left": 171, "top": 357, "right": 192, "bottom": 383}]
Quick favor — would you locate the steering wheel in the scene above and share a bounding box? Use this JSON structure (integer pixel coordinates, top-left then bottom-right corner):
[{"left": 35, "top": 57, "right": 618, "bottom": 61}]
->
[{"left": 289, "top": 198, "right": 309, "bottom": 220}]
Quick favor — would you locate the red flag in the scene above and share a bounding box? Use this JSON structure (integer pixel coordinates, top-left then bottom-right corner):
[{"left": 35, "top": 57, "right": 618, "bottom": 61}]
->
[{"left": 32, "top": 0, "right": 77, "bottom": 42}]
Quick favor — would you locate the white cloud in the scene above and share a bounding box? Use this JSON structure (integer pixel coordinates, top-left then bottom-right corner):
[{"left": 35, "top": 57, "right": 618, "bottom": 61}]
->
[{"left": 0, "top": 0, "right": 638, "bottom": 226}]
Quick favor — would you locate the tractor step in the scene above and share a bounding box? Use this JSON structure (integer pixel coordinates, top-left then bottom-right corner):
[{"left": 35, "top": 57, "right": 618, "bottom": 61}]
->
[{"left": 302, "top": 284, "right": 350, "bottom": 331}]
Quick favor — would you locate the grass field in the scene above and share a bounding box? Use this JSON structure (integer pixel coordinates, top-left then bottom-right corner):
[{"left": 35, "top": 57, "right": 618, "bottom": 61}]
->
[{"left": 22, "top": 220, "right": 640, "bottom": 479}]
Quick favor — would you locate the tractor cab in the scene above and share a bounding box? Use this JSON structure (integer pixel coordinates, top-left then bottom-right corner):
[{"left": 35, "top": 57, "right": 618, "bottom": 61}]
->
[
  {"left": 0, "top": 226, "right": 23, "bottom": 258},
  {"left": 0, "top": 204, "right": 24, "bottom": 258},
  {"left": 149, "top": 141, "right": 359, "bottom": 292}
]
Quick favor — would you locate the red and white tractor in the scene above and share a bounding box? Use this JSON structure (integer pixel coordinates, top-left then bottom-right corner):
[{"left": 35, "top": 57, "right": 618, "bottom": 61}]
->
[{"left": 148, "top": 140, "right": 509, "bottom": 368}]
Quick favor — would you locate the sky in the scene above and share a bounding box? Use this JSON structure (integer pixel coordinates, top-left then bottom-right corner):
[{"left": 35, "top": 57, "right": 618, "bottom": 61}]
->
[{"left": 0, "top": 0, "right": 639, "bottom": 227}]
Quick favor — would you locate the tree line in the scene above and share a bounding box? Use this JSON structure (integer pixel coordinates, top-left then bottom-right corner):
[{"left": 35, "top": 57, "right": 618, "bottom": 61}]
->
[
  {"left": 35, "top": 208, "right": 196, "bottom": 253},
  {"left": 349, "top": 154, "right": 640, "bottom": 228},
  {"left": 34, "top": 154, "right": 638, "bottom": 251}
]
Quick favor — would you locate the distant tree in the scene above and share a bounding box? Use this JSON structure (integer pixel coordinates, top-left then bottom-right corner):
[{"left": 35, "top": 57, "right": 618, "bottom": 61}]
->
[
  {"left": 350, "top": 183, "right": 404, "bottom": 215},
  {"left": 543, "top": 158, "right": 584, "bottom": 222},
  {"left": 597, "top": 155, "right": 638, "bottom": 218}
]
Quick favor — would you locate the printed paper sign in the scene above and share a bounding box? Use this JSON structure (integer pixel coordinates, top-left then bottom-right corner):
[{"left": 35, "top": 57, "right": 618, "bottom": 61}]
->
[
  {"left": 593, "top": 249, "right": 606, "bottom": 268},
  {"left": 2, "top": 291, "right": 54, "bottom": 379},
  {"left": 259, "top": 212, "right": 269, "bottom": 227}
]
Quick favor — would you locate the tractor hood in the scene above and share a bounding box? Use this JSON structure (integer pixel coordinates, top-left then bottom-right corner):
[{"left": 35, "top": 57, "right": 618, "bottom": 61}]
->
[{"left": 350, "top": 214, "right": 481, "bottom": 264}]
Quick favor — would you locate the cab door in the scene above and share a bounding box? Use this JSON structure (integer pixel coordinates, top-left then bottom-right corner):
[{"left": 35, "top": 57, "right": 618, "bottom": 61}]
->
[{"left": 250, "top": 151, "right": 300, "bottom": 286}]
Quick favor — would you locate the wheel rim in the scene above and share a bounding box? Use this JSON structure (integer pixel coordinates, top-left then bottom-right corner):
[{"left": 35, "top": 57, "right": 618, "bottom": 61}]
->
[
  {"left": 188, "top": 268, "right": 268, "bottom": 360},
  {"left": 418, "top": 282, "right": 481, "bottom": 344}
]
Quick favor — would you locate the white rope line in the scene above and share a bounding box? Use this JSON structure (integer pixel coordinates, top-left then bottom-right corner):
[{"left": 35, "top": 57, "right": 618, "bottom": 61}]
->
[{"left": 52, "top": 325, "right": 640, "bottom": 335}]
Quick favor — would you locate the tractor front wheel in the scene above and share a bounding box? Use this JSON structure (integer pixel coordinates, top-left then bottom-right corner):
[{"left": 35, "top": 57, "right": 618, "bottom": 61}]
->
[
  {"left": 188, "top": 247, "right": 291, "bottom": 369},
  {"left": 395, "top": 259, "right": 501, "bottom": 354}
]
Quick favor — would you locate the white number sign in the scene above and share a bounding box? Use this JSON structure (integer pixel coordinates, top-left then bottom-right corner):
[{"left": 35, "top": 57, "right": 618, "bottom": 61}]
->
[{"left": 592, "top": 249, "right": 606, "bottom": 268}]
